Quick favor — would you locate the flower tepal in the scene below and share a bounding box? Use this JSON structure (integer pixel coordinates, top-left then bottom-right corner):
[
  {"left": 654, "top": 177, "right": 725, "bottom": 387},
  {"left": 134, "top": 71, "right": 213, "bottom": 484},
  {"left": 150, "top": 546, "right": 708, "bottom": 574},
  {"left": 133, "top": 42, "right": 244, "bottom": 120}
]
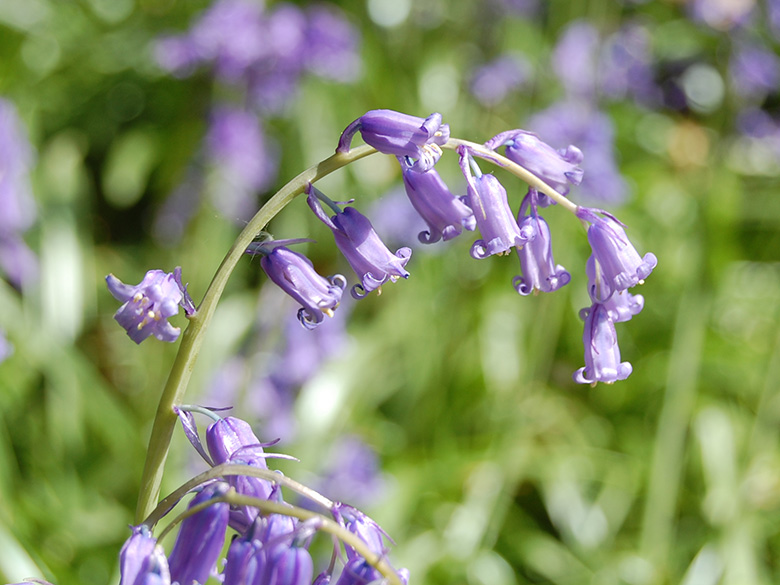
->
[
  {"left": 106, "top": 269, "right": 187, "bottom": 344},
  {"left": 245, "top": 239, "right": 347, "bottom": 329},
  {"left": 119, "top": 525, "right": 170, "bottom": 585},
  {"left": 337, "top": 109, "right": 449, "bottom": 172}
]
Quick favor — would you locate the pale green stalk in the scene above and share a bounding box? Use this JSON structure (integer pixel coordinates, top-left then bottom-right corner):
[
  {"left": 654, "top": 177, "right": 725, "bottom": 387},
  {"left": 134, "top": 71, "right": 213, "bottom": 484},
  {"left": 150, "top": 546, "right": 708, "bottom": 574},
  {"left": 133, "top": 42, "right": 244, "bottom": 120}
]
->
[{"left": 134, "top": 137, "right": 582, "bottom": 524}]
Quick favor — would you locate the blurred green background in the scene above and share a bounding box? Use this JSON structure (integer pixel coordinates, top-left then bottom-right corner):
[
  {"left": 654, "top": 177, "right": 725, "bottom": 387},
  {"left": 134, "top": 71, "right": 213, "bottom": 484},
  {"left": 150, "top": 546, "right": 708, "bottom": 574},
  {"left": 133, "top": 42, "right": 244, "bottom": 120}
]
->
[{"left": 1, "top": 0, "right": 780, "bottom": 583}]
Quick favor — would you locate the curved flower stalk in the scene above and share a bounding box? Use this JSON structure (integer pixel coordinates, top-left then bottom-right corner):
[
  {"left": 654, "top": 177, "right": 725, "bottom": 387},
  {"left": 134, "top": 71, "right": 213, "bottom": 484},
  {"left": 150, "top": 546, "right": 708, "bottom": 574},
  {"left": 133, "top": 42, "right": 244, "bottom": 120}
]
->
[
  {"left": 513, "top": 189, "right": 571, "bottom": 295},
  {"left": 306, "top": 184, "right": 411, "bottom": 298},
  {"left": 398, "top": 157, "right": 476, "bottom": 244}
]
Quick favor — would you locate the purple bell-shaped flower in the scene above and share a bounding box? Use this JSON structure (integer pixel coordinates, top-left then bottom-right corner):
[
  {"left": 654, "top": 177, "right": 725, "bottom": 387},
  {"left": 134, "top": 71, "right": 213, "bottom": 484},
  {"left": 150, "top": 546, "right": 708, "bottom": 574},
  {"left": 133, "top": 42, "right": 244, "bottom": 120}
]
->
[
  {"left": 513, "top": 189, "right": 570, "bottom": 295},
  {"left": 577, "top": 206, "right": 657, "bottom": 294},
  {"left": 337, "top": 109, "right": 449, "bottom": 172},
  {"left": 307, "top": 184, "right": 411, "bottom": 299},
  {"left": 585, "top": 255, "right": 644, "bottom": 323},
  {"left": 484, "top": 129, "right": 584, "bottom": 195},
  {"left": 246, "top": 239, "right": 347, "bottom": 329},
  {"left": 118, "top": 526, "right": 170, "bottom": 585},
  {"left": 573, "top": 303, "right": 632, "bottom": 385},
  {"left": 458, "top": 145, "right": 531, "bottom": 259},
  {"left": 398, "top": 157, "right": 475, "bottom": 243}
]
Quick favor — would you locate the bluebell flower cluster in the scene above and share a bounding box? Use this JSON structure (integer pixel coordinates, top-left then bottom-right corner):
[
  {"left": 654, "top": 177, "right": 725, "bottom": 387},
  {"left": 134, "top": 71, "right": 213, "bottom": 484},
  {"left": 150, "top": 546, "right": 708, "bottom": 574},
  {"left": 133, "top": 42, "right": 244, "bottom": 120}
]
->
[{"left": 118, "top": 413, "right": 407, "bottom": 585}]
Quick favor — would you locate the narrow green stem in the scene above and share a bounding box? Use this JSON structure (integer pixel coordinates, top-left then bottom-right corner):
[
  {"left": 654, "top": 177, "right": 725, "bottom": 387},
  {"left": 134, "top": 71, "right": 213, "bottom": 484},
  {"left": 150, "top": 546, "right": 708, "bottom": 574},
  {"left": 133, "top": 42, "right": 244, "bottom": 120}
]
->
[
  {"left": 134, "top": 145, "right": 376, "bottom": 523},
  {"left": 134, "top": 136, "right": 582, "bottom": 524}
]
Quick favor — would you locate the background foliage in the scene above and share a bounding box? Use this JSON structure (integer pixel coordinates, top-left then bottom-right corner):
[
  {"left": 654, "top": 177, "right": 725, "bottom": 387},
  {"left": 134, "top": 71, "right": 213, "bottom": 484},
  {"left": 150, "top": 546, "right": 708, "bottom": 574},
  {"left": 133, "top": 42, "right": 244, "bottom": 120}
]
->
[{"left": 1, "top": 0, "right": 779, "bottom": 584}]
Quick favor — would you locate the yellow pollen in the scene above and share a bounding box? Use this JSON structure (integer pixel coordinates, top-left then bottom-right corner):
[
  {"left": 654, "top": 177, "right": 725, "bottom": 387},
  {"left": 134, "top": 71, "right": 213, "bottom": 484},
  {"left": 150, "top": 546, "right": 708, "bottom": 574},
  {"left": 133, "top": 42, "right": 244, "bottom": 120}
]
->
[
  {"left": 638, "top": 279, "right": 645, "bottom": 285},
  {"left": 133, "top": 293, "right": 144, "bottom": 302},
  {"left": 323, "top": 308, "right": 334, "bottom": 318},
  {"left": 376, "top": 286, "right": 383, "bottom": 296}
]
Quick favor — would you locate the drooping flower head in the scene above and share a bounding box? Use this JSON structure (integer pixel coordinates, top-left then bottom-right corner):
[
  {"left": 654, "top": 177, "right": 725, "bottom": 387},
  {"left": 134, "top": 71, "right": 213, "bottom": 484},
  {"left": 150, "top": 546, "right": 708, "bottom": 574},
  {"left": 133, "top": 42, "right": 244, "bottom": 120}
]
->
[
  {"left": 577, "top": 206, "right": 657, "bottom": 295},
  {"left": 398, "top": 157, "right": 475, "bottom": 244},
  {"left": 337, "top": 110, "right": 450, "bottom": 172},
  {"left": 106, "top": 268, "right": 190, "bottom": 344},
  {"left": 458, "top": 145, "right": 531, "bottom": 259},
  {"left": 306, "top": 184, "right": 411, "bottom": 299},
  {"left": 513, "top": 189, "right": 570, "bottom": 295},
  {"left": 245, "top": 239, "right": 347, "bottom": 329},
  {"left": 119, "top": 525, "right": 171, "bottom": 585},
  {"left": 167, "top": 482, "right": 230, "bottom": 585},
  {"left": 484, "top": 129, "right": 584, "bottom": 196},
  {"left": 573, "top": 303, "right": 633, "bottom": 385}
]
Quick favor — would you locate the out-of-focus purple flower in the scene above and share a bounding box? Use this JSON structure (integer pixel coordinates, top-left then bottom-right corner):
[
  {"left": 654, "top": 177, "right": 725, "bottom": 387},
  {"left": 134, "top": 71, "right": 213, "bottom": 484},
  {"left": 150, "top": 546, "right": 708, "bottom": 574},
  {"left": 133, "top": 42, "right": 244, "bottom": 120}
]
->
[
  {"left": 206, "top": 106, "right": 278, "bottom": 220},
  {"left": 399, "top": 158, "right": 475, "bottom": 244},
  {"left": 528, "top": 100, "right": 628, "bottom": 205},
  {"left": 304, "top": 5, "right": 362, "bottom": 82},
  {"left": 0, "top": 328, "right": 12, "bottom": 364},
  {"left": 207, "top": 416, "right": 277, "bottom": 531},
  {"left": 0, "top": 236, "right": 38, "bottom": 290},
  {"left": 552, "top": 21, "right": 600, "bottom": 98},
  {"left": 729, "top": 43, "right": 780, "bottom": 100},
  {"left": 771, "top": 0, "right": 780, "bottom": 39},
  {"left": 168, "top": 482, "right": 230, "bottom": 585},
  {"left": 190, "top": 0, "right": 269, "bottom": 81},
  {"left": 489, "top": 0, "right": 539, "bottom": 16},
  {"left": 106, "top": 269, "right": 187, "bottom": 344},
  {"left": 585, "top": 255, "right": 644, "bottom": 322},
  {"left": 0, "top": 99, "right": 38, "bottom": 288},
  {"left": 458, "top": 146, "right": 530, "bottom": 259},
  {"left": 316, "top": 436, "right": 386, "bottom": 508},
  {"left": 307, "top": 185, "right": 411, "bottom": 299},
  {"left": 513, "top": 190, "right": 570, "bottom": 295},
  {"left": 469, "top": 54, "right": 530, "bottom": 107},
  {"left": 573, "top": 303, "right": 633, "bottom": 385},
  {"left": 689, "top": 0, "right": 755, "bottom": 31},
  {"left": 485, "top": 129, "right": 584, "bottom": 196},
  {"left": 337, "top": 110, "right": 449, "bottom": 173},
  {"left": 245, "top": 240, "right": 347, "bottom": 330},
  {"left": 577, "top": 207, "right": 657, "bottom": 295},
  {"left": 119, "top": 526, "right": 171, "bottom": 585},
  {"left": 599, "top": 24, "right": 660, "bottom": 106}
]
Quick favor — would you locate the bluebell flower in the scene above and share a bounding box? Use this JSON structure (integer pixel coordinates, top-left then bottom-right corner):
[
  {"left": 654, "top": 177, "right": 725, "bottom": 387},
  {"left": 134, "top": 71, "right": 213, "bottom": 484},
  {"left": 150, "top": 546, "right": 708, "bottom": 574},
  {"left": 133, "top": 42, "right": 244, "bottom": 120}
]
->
[
  {"left": 119, "top": 526, "right": 170, "bottom": 585},
  {"left": 573, "top": 303, "right": 632, "bottom": 385},
  {"left": 337, "top": 110, "right": 449, "bottom": 172},
  {"left": 106, "top": 269, "right": 188, "bottom": 344},
  {"left": 458, "top": 146, "right": 530, "bottom": 258},
  {"left": 307, "top": 184, "right": 411, "bottom": 299},
  {"left": 398, "top": 157, "right": 475, "bottom": 244},
  {"left": 206, "top": 416, "right": 275, "bottom": 532},
  {"left": 222, "top": 537, "right": 261, "bottom": 585},
  {"left": 585, "top": 255, "right": 644, "bottom": 323},
  {"left": 245, "top": 239, "right": 347, "bottom": 329},
  {"left": 577, "top": 207, "right": 657, "bottom": 293},
  {"left": 168, "top": 482, "right": 230, "bottom": 585},
  {"left": 513, "top": 190, "right": 570, "bottom": 295},
  {"left": 729, "top": 42, "right": 780, "bottom": 101},
  {"left": 332, "top": 503, "right": 388, "bottom": 560},
  {"left": 484, "top": 129, "right": 584, "bottom": 196}
]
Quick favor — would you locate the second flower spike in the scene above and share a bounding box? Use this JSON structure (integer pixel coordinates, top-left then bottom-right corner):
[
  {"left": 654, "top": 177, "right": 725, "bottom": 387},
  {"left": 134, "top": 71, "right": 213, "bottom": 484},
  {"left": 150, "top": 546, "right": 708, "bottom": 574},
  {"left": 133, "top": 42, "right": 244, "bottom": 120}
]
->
[{"left": 307, "top": 184, "right": 411, "bottom": 299}]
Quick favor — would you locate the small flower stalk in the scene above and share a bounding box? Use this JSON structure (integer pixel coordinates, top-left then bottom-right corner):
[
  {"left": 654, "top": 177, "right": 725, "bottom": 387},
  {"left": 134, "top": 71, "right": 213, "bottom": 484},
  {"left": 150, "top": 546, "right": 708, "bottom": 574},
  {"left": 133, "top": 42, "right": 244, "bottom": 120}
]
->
[{"left": 306, "top": 184, "right": 411, "bottom": 298}]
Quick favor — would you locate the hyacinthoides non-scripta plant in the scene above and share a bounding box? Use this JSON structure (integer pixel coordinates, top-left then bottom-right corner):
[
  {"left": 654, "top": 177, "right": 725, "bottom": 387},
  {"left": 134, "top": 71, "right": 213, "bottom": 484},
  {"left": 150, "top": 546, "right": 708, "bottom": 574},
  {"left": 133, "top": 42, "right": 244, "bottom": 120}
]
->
[{"left": 104, "top": 109, "right": 656, "bottom": 584}]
